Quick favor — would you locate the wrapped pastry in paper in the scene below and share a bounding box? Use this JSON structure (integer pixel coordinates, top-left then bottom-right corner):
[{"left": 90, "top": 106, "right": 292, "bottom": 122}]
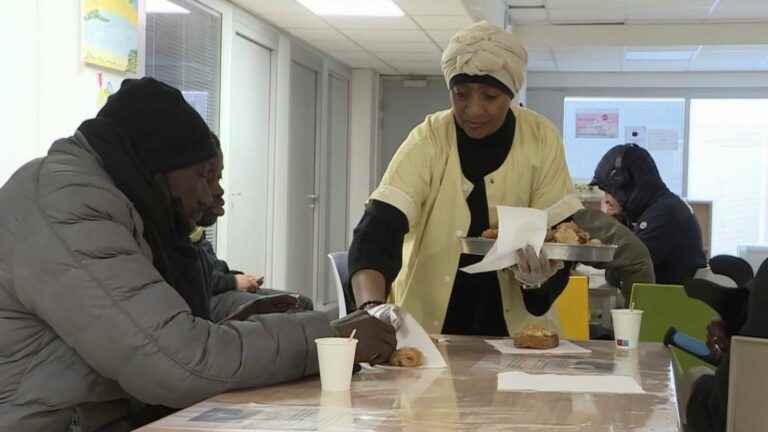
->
[{"left": 385, "top": 311, "right": 448, "bottom": 369}]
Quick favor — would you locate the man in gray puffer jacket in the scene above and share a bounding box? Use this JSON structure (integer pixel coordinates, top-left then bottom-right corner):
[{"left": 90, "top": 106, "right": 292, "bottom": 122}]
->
[{"left": 0, "top": 78, "right": 394, "bottom": 431}]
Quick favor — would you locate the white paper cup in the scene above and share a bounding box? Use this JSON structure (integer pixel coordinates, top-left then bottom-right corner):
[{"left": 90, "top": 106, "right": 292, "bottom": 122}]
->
[
  {"left": 611, "top": 309, "right": 643, "bottom": 350},
  {"left": 316, "top": 338, "right": 358, "bottom": 392}
]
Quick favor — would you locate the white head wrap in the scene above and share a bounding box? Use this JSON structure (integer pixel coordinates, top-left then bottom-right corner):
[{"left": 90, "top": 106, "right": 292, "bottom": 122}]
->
[{"left": 441, "top": 21, "right": 528, "bottom": 95}]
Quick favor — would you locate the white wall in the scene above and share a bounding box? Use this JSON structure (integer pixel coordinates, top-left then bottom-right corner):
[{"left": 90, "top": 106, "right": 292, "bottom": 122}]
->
[
  {"left": 348, "top": 69, "right": 381, "bottom": 239},
  {"left": 1, "top": 0, "right": 144, "bottom": 185},
  {"left": 526, "top": 72, "right": 768, "bottom": 132},
  {"left": 379, "top": 76, "right": 451, "bottom": 179}
]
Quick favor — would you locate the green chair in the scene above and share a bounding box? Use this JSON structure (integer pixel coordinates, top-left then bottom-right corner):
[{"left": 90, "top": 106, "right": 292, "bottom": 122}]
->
[{"left": 629, "top": 283, "right": 718, "bottom": 375}]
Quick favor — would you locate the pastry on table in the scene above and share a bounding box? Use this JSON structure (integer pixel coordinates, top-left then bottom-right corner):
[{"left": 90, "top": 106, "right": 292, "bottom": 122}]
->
[
  {"left": 389, "top": 347, "right": 424, "bottom": 367},
  {"left": 513, "top": 324, "right": 560, "bottom": 349}
]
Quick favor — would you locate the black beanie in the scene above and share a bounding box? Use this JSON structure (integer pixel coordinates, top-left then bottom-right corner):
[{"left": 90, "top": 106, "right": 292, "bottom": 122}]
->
[
  {"left": 449, "top": 73, "right": 514, "bottom": 98},
  {"left": 97, "top": 77, "right": 215, "bottom": 174}
]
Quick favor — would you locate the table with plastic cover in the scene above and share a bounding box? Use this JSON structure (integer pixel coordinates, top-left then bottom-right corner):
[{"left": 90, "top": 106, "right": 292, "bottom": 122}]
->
[{"left": 138, "top": 337, "right": 681, "bottom": 432}]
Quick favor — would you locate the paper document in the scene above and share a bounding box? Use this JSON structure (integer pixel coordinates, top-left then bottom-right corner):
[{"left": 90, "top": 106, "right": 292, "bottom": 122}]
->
[
  {"left": 153, "top": 402, "right": 357, "bottom": 431},
  {"left": 461, "top": 206, "right": 547, "bottom": 274},
  {"left": 382, "top": 311, "right": 447, "bottom": 368},
  {"left": 498, "top": 371, "right": 645, "bottom": 394},
  {"left": 485, "top": 339, "right": 592, "bottom": 355}
]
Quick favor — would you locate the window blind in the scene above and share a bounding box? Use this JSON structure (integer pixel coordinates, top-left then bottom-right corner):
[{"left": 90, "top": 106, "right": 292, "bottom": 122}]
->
[{"left": 146, "top": 0, "right": 222, "bottom": 249}]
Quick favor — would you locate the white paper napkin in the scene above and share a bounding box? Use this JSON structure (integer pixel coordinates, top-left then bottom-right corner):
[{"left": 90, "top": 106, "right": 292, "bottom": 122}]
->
[
  {"left": 485, "top": 339, "right": 592, "bottom": 355},
  {"left": 461, "top": 206, "right": 547, "bottom": 274},
  {"left": 378, "top": 311, "right": 447, "bottom": 369},
  {"left": 497, "top": 371, "right": 645, "bottom": 394}
]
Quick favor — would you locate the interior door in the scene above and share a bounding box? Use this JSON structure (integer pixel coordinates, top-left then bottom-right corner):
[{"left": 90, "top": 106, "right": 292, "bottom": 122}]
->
[
  {"left": 286, "top": 61, "right": 319, "bottom": 297},
  {"left": 225, "top": 34, "right": 271, "bottom": 275},
  {"left": 322, "top": 74, "right": 351, "bottom": 306}
]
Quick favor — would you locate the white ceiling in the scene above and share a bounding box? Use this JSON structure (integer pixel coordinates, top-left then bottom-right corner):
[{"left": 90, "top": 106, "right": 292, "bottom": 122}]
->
[{"left": 230, "top": 0, "right": 768, "bottom": 75}]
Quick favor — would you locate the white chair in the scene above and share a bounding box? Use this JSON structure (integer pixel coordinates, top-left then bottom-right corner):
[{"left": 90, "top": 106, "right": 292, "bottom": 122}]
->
[
  {"left": 726, "top": 336, "right": 768, "bottom": 432},
  {"left": 327, "top": 252, "right": 351, "bottom": 318}
]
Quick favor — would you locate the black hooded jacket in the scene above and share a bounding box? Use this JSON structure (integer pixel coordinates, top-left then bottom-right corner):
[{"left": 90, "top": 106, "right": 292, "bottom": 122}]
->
[
  {"left": 685, "top": 258, "right": 768, "bottom": 432},
  {"left": 592, "top": 144, "right": 706, "bottom": 285}
]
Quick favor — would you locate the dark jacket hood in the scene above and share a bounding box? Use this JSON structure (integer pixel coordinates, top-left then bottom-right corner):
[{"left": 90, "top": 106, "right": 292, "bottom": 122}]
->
[{"left": 591, "top": 144, "right": 669, "bottom": 221}]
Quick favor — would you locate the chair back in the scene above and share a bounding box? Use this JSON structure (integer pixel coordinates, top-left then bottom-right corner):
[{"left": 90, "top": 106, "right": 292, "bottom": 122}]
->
[
  {"left": 727, "top": 336, "right": 768, "bottom": 432},
  {"left": 554, "top": 276, "right": 590, "bottom": 341},
  {"left": 328, "top": 252, "right": 353, "bottom": 318},
  {"left": 709, "top": 255, "right": 754, "bottom": 287},
  {"left": 630, "top": 283, "right": 717, "bottom": 373}
]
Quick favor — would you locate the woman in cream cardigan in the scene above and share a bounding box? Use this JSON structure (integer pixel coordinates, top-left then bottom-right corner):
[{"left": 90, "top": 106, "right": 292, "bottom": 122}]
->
[{"left": 346, "top": 21, "right": 576, "bottom": 337}]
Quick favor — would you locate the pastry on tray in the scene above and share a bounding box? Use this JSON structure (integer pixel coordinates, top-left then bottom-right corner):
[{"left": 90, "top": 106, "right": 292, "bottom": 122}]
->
[
  {"left": 482, "top": 222, "right": 603, "bottom": 245},
  {"left": 389, "top": 347, "right": 424, "bottom": 367},
  {"left": 513, "top": 324, "right": 560, "bottom": 349},
  {"left": 481, "top": 228, "right": 498, "bottom": 239},
  {"left": 546, "top": 221, "right": 594, "bottom": 245}
]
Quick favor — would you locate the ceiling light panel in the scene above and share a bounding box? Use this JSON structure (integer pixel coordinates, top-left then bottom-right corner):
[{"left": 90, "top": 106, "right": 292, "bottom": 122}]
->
[
  {"left": 296, "top": 0, "right": 404, "bottom": 16},
  {"left": 146, "top": 0, "right": 190, "bottom": 14}
]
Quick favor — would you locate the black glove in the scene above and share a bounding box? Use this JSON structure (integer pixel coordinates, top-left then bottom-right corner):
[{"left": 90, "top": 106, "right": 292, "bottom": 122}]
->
[
  {"left": 331, "top": 310, "right": 397, "bottom": 365},
  {"left": 220, "top": 294, "right": 304, "bottom": 322}
]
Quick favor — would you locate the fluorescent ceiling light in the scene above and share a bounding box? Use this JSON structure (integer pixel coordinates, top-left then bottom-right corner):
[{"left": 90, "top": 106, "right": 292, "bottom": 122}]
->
[
  {"left": 625, "top": 50, "right": 695, "bottom": 61},
  {"left": 146, "top": 0, "right": 190, "bottom": 14},
  {"left": 297, "top": 0, "right": 404, "bottom": 16}
]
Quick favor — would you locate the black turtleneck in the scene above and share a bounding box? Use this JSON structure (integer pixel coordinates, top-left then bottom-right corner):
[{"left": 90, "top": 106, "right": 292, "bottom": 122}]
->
[
  {"left": 443, "top": 111, "right": 516, "bottom": 336},
  {"left": 348, "top": 110, "right": 570, "bottom": 336}
]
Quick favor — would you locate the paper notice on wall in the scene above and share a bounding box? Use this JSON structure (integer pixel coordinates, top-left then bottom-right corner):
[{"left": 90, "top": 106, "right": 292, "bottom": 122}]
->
[
  {"left": 625, "top": 126, "right": 647, "bottom": 146},
  {"left": 647, "top": 128, "right": 679, "bottom": 151},
  {"left": 575, "top": 109, "right": 619, "bottom": 138}
]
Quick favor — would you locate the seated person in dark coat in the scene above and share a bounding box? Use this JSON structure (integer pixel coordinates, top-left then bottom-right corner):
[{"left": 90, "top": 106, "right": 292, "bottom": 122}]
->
[
  {"left": 591, "top": 144, "right": 707, "bottom": 289},
  {"left": 684, "top": 259, "right": 768, "bottom": 432}
]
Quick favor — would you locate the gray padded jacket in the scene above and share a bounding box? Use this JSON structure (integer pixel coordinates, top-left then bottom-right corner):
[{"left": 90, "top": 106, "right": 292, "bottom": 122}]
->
[{"left": 0, "top": 133, "right": 332, "bottom": 431}]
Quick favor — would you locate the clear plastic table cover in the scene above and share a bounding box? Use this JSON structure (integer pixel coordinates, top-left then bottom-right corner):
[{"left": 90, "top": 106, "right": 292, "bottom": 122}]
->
[{"left": 140, "top": 337, "right": 681, "bottom": 432}]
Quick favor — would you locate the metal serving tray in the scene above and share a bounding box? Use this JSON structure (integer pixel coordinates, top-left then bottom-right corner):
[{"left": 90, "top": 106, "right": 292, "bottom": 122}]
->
[{"left": 459, "top": 237, "right": 617, "bottom": 263}]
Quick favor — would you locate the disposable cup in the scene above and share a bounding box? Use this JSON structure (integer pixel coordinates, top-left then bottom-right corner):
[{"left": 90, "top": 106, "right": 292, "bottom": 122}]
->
[
  {"left": 316, "top": 338, "right": 357, "bottom": 391},
  {"left": 611, "top": 309, "right": 643, "bottom": 350}
]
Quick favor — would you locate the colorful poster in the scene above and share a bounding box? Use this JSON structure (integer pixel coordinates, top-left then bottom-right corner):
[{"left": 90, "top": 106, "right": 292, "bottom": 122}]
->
[
  {"left": 82, "top": 0, "right": 139, "bottom": 72},
  {"left": 575, "top": 109, "right": 619, "bottom": 139}
]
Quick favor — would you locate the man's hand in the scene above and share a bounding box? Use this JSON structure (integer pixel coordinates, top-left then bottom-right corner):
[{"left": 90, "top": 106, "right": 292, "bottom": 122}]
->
[
  {"left": 331, "top": 310, "right": 397, "bottom": 365},
  {"left": 236, "top": 274, "right": 264, "bottom": 292},
  {"left": 706, "top": 319, "right": 730, "bottom": 361},
  {"left": 222, "top": 294, "right": 303, "bottom": 321},
  {"left": 512, "top": 246, "right": 564, "bottom": 288}
]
